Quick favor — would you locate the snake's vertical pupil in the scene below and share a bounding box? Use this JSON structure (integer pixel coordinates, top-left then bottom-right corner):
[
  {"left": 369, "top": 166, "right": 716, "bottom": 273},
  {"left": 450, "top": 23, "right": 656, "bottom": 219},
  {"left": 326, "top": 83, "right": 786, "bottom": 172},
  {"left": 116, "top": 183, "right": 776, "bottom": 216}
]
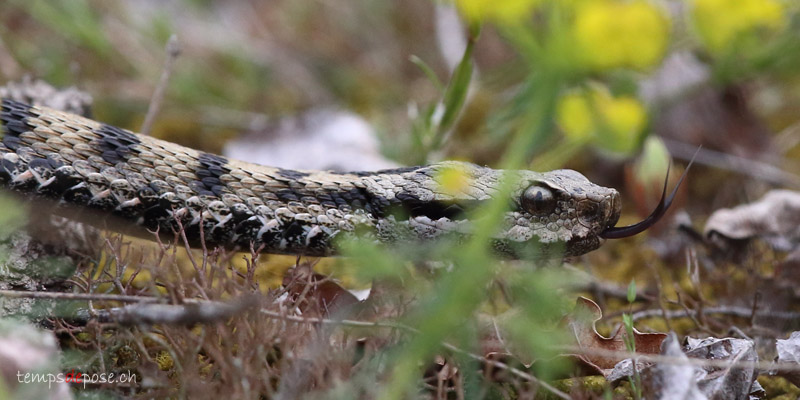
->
[{"left": 521, "top": 185, "right": 556, "bottom": 215}]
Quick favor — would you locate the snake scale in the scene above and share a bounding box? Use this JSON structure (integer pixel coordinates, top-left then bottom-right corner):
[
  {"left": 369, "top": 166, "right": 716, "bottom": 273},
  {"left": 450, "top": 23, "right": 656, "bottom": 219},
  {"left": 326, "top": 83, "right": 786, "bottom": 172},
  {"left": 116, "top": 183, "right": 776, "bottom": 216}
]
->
[{"left": 0, "top": 98, "right": 670, "bottom": 258}]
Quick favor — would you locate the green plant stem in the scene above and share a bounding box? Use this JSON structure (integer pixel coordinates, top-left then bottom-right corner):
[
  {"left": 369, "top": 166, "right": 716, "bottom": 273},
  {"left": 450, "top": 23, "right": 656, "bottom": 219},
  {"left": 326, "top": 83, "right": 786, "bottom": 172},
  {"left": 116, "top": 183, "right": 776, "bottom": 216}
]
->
[
  {"left": 426, "top": 23, "right": 481, "bottom": 158},
  {"left": 381, "top": 69, "right": 563, "bottom": 400}
]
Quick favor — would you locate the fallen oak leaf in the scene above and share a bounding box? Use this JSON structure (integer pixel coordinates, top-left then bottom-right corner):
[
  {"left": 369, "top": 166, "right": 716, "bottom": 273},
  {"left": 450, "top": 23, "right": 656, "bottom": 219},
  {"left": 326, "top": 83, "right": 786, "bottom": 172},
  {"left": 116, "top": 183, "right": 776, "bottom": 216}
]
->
[{"left": 563, "top": 297, "right": 667, "bottom": 376}]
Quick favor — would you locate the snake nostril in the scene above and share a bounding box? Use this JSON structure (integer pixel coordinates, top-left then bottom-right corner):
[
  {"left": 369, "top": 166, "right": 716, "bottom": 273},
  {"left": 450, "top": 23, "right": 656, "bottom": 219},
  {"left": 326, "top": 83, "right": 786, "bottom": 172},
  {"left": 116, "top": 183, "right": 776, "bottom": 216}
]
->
[{"left": 576, "top": 199, "right": 601, "bottom": 227}]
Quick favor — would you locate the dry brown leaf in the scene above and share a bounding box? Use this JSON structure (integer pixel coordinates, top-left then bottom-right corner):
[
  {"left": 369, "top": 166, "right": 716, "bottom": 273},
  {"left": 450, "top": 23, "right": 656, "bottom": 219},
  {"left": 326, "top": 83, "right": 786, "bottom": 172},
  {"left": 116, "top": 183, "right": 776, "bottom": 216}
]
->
[
  {"left": 563, "top": 297, "right": 667, "bottom": 376},
  {"left": 683, "top": 336, "right": 761, "bottom": 399},
  {"left": 704, "top": 189, "right": 800, "bottom": 253},
  {"left": 641, "top": 333, "right": 707, "bottom": 400},
  {"left": 776, "top": 331, "right": 800, "bottom": 386},
  {"left": 282, "top": 263, "right": 360, "bottom": 316}
]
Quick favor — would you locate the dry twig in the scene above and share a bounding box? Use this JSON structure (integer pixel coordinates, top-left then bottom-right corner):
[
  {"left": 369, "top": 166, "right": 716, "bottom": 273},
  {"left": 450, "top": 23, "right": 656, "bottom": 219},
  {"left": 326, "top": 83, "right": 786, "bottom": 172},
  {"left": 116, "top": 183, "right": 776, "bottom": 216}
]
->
[{"left": 141, "top": 34, "right": 181, "bottom": 136}]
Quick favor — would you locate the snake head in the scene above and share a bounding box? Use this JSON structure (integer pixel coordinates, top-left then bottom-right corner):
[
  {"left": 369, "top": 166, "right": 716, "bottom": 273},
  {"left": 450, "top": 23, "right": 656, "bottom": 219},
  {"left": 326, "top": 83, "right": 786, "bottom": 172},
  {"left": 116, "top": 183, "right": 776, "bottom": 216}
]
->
[
  {"left": 500, "top": 168, "right": 623, "bottom": 257},
  {"left": 380, "top": 159, "right": 691, "bottom": 259},
  {"left": 378, "top": 162, "right": 623, "bottom": 258}
]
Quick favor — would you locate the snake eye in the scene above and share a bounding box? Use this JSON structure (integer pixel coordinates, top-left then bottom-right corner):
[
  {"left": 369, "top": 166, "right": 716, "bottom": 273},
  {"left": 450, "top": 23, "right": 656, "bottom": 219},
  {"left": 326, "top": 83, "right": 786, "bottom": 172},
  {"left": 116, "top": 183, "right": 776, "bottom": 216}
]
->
[{"left": 521, "top": 185, "right": 556, "bottom": 215}]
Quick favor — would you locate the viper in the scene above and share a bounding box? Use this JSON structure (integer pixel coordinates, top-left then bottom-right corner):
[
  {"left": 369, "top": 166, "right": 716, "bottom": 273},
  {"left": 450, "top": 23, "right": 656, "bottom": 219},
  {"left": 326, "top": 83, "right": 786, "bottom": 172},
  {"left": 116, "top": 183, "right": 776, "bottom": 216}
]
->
[{"left": 0, "top": 98, "right": 684, "bottom": 258}]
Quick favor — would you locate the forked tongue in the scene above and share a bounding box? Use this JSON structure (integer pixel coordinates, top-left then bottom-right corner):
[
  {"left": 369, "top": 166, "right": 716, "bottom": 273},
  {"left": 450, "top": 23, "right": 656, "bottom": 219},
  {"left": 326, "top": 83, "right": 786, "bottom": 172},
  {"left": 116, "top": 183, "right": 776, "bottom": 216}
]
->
[{"left": 600, "top": 150, "right": 698, "bottom": 239}]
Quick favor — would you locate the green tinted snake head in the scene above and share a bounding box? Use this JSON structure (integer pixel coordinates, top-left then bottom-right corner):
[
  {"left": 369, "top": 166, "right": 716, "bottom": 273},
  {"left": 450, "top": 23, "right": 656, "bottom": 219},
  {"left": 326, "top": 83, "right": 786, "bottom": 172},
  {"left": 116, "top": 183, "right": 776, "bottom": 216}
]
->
[
  {"left": 372, "top": 162, "right": 623, "bottom": 258},
  {"left": 510, "top": 167, "right": 624, "bottom": 257},
  {"left": 374, "top": 161, "right": 688, "bottom": 258}
]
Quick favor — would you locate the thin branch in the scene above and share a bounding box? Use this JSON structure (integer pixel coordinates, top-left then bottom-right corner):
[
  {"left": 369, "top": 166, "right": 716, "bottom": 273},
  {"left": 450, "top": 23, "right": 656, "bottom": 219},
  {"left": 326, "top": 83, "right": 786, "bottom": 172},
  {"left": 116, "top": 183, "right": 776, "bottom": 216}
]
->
[
  {"left": 749, "top": 292, "right": 761, "bottom": 327},
  {"left": 632, "top": 305, "right": 800, "bottom": 323},
  {"left": 0, "top": 289, "right": 161, "bottom": 303},
  {"left": 141, "top": 34, "right": 181, "bottom": 136},
  {"left": 80, "top": 295, "right": 258, "bottom": 326},
  {"left": 646, "top": 261, "right": 673, "bottom": 333},
  {"left": 259, "top": 308, "right": 413, "bottom": 331},
  {"left": 557, "top": 344, "right": 800, "bottom": 374},
  {"left": 663, "top": 138, "right": 800, "bottom": 187}
]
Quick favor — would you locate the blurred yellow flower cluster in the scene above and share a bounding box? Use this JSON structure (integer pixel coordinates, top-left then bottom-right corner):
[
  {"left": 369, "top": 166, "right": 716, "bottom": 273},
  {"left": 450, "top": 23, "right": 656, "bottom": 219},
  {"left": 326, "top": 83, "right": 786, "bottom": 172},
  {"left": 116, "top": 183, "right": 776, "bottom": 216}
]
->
[
  {"left": 691, "top": 0, "right": 786, "bottom": 54},
  {"left": 572, "top": 0, "right": 670, "bottom": 71},
  {"left": 557, "top": 86, "right": 647, "bottom": 155},
  {"left": 454, "top": 0, "right": 540, "bottom": 23},
  {"left": 453, "top": 0, "right": 670, "bottom": 71}
]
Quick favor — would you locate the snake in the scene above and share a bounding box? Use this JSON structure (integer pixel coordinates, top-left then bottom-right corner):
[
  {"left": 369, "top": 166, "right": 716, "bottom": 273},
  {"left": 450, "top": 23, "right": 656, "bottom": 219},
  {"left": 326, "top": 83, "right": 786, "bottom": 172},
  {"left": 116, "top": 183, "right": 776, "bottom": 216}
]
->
[{"left": 0, "top": 98, "right": 681, "bottom": 258}]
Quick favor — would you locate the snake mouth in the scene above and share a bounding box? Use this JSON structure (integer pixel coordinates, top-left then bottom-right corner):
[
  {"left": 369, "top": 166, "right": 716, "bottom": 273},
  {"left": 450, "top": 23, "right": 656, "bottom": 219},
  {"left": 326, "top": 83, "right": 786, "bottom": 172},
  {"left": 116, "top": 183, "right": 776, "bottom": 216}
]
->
[{"left": 600, "top": 154, "right": 696, "bottom": 239}]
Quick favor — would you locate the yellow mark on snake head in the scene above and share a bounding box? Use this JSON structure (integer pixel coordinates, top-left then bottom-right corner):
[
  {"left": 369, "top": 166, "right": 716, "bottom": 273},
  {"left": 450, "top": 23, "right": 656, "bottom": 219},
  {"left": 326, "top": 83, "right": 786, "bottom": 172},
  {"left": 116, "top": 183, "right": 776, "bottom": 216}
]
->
[{"left": 435, "top": 165, "right": 471, "bottom": 197}]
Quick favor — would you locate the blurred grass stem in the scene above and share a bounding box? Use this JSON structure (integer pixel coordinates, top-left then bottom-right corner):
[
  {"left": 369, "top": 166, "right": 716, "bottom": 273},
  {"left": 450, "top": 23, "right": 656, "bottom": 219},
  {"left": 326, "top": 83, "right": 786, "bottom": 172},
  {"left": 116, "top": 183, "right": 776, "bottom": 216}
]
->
[{"left": 383, "top": 67, "right": 563, "bottom": 399}]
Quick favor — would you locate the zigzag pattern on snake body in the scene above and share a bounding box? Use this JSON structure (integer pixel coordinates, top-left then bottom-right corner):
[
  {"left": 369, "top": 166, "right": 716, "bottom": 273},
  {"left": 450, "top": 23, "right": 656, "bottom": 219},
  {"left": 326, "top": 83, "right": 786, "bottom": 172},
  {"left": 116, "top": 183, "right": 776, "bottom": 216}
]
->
[{"left": 0, "top": 98, "right": 631, "bottom": 258}]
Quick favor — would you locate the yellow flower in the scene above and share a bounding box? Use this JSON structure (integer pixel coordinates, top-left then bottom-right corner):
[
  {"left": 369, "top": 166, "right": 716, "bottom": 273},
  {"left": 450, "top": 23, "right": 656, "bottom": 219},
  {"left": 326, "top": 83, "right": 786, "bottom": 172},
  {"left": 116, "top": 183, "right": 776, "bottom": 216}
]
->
[
  {"left": 556, "top": 86, "right": 648, "bottom": 155},
  {"left": 601, "top": 96, "right": 647, "bottom": 153},
  {"left": 557, "top": 92, "right": 594, "bottom": 140},
  {"left": 691, "top": 0, "right": 785, "bottom": 54},
  {"left": 455, "top": 0, "right": 540, "bottom": 23},
  {"left": 572, "top": 0, "right": 670, "bottom": 71}
]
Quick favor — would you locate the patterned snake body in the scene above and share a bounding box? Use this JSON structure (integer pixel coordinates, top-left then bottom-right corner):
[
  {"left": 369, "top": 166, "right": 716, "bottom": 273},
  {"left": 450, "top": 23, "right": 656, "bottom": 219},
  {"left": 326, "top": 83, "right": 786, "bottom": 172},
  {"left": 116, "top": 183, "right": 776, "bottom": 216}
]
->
[{"left": 0, "top": 99, "right": 623, "bottom": 258}]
